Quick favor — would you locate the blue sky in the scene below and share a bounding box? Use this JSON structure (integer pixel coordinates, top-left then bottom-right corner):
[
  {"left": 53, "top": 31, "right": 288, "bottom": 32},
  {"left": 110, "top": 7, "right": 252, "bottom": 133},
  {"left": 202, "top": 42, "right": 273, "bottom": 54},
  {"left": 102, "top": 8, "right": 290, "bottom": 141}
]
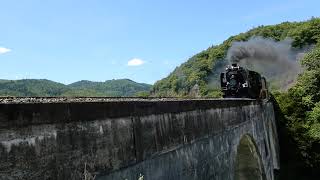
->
[{"left": 0, "top": 0, "right": 319, "bottom": 84}]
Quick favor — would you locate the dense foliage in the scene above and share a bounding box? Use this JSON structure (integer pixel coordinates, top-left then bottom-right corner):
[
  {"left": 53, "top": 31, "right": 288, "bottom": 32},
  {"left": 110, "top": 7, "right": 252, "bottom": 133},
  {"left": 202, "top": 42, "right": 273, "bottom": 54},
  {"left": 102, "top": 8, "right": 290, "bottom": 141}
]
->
[
  {"left": 0, "top": 79, "right": 151, "bottom": 97},
  {"left": 274, "top": 42, "right": 320, "bottom": 179}
]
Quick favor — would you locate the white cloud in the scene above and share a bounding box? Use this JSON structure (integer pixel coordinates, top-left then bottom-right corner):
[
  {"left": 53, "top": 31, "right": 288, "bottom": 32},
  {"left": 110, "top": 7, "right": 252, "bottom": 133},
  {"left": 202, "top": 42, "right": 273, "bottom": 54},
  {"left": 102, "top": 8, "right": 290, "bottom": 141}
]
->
[
  {"left": 0, "top": 47, "right": 11, "bottom": 54},
  {"left": 127, "top": 58, "right": 145, "bottom": 66}
]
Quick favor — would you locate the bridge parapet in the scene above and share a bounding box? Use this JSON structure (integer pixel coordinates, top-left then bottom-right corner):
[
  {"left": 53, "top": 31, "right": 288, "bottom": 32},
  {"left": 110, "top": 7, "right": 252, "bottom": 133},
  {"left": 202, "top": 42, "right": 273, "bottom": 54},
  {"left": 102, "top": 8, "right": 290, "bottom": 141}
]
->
[{"left": 0, "top": 98, "right": 279, "bottom": 180}]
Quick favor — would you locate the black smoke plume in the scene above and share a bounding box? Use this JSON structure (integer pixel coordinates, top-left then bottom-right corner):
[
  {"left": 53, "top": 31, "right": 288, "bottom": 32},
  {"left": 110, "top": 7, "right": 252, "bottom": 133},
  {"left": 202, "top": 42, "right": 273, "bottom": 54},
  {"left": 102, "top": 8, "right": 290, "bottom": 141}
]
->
[{"left": 226, "top": 36, "right": 306, "bottom": 90}]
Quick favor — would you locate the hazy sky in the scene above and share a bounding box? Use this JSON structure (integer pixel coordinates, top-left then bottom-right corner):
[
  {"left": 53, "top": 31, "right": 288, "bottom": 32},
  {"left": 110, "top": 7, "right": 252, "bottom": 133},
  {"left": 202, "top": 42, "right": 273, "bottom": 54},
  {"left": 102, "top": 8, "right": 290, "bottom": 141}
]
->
[{"left": 0, "top": 0, "right": 319, "bottom": 84}]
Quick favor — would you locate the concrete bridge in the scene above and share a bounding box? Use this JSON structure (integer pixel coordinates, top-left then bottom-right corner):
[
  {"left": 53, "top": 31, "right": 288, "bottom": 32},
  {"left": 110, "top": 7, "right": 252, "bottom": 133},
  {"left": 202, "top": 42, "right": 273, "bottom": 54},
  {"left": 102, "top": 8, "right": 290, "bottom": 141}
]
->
[{"left": 0, "top": 97, "right": 280, "bottom": 180}]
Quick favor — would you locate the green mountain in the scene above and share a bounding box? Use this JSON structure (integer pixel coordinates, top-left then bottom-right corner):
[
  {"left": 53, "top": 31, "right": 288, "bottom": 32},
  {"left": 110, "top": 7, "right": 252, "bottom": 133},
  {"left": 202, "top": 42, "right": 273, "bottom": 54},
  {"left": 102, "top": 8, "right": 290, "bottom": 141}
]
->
[
  {"left": 152, "top": 18, "right": 320, "bottom": 97},
  {"left": 0, "top": 79, "right": 68, "bottom": 96},
  {"left": 68, "top": 79, "right": 152, "bottom": 96},
  {"left": 0, "top": 79, "right": 151, "bottom": 97}
]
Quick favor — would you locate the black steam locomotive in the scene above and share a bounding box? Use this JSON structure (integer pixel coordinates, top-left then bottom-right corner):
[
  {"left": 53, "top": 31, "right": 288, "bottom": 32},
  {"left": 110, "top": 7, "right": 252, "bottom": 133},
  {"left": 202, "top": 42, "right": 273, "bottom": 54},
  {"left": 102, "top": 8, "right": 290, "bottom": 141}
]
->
[{"left": 220, "top": 64, "right": 268, "bottom": 99}]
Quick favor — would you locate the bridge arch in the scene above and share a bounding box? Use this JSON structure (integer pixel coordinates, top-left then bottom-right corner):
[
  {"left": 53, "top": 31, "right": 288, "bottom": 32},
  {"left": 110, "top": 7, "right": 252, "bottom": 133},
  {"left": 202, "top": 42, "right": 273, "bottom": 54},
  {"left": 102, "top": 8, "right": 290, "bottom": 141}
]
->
[{"left": 234, "top": 134, "right": 267, "bottom": 180}]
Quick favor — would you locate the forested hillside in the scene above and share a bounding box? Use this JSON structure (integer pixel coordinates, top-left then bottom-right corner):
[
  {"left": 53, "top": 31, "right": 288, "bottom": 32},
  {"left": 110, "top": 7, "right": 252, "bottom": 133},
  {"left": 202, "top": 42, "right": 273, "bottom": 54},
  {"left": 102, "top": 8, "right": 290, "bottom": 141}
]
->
[
  {"left": 0, "top": 79, "right": 151, "bottom": 97},
  {"left": 152, "top": 18, "right": 320, "bottom": 97},
  {"left": 153, "top": 17, "right": 320, "bottom": 179},
  {"left": 274, "top": 42, "right": 320, "bottom": 179}
]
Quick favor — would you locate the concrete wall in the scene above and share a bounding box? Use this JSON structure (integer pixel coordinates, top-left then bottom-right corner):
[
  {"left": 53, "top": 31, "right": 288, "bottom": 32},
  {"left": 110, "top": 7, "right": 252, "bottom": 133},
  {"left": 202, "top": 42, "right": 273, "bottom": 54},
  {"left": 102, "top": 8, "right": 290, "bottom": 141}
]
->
[{"left": 0, "top": 99, "right": 279, "bottom": 180}]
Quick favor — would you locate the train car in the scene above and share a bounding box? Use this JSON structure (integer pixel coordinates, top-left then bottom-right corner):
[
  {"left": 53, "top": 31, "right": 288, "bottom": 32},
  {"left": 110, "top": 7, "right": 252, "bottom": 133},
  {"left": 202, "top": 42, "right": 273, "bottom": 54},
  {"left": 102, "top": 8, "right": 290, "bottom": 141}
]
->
[{"left": 220, "top": 64, "right": 268, "bottom": 99}]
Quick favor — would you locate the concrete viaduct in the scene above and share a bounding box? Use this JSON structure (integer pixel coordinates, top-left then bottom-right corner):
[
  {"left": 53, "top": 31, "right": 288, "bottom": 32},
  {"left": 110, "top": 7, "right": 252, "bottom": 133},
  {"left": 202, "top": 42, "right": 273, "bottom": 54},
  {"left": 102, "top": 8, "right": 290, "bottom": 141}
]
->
[{"left": 0, "top": 98, "right": 280, "bottom": 180}]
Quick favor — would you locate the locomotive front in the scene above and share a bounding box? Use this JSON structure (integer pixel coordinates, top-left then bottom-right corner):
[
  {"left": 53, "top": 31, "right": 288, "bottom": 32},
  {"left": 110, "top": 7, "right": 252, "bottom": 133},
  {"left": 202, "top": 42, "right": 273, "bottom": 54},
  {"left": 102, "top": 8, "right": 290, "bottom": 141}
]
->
[{"left": 220, "top": 64, "right": 268, "bottom": 99}]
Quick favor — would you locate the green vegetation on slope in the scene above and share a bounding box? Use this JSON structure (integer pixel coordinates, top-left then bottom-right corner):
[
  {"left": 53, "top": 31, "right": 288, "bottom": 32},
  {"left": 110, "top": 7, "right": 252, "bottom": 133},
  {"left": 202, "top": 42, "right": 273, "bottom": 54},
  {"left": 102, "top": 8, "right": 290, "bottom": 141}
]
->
[
  {"left": 152, "top": 18, "right": 320, "bottom": 97},
  {"left": 0, "top": 79, "right": 68, "bottom": 96},
  {"left": 68, "top": 79, "right": 151, "bottom": 96},
  {"left": 273, "top": 42, "right": 320, "bottom": 179},
  {"left": 0, "top": 79, "right": 151, "bottom": 97}
]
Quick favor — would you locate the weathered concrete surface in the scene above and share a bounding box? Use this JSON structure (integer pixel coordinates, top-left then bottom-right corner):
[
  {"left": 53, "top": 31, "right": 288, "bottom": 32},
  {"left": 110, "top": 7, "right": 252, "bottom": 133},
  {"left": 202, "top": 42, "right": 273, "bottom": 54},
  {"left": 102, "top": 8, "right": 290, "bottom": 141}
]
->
[{"left": 0, "top": 98, "right": 279, "bottom": 180}]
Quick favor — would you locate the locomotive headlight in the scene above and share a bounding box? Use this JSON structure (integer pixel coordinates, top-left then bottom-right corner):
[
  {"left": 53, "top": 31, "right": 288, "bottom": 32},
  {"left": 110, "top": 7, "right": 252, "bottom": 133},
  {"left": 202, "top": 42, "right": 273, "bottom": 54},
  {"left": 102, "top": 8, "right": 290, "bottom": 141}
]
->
[{"left": 242, "top": 82, "right": 248, "bottom": 88}]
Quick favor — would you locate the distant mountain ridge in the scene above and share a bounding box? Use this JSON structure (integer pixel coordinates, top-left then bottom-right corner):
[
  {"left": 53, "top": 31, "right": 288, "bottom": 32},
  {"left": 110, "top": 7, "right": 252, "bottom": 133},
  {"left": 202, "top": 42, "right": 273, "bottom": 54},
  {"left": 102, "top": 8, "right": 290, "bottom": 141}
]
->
[{"left": 0, "top": 79, "right": 151, "bottom": 97}]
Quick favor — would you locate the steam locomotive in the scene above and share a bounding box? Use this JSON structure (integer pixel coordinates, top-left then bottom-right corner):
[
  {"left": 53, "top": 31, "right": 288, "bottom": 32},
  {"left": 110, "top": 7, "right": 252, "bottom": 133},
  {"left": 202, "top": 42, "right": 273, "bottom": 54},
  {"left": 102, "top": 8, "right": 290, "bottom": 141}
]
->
[{"left": 220, "top": 64, "right": 268, "bottom": 99}]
